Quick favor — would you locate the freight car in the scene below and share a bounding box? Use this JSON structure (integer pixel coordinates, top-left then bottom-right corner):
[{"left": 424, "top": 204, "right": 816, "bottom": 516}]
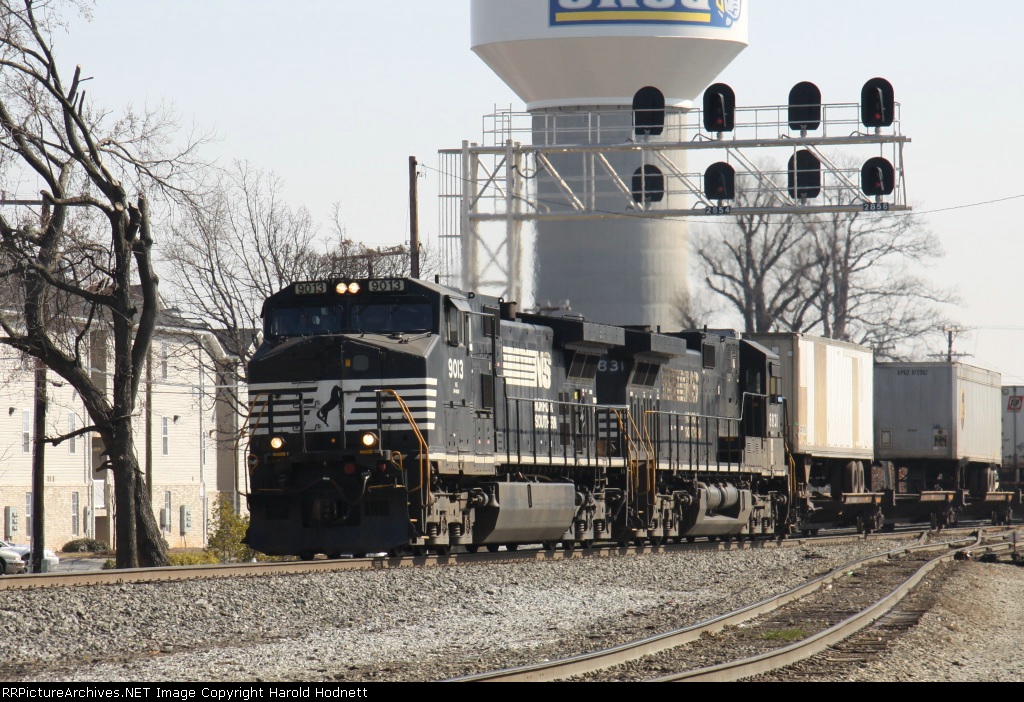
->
[
  {"left": 1001, "top": 386, "right": 1024, "bottom": 493},
  {"left": 873, "top": 362, "right": 1013, "bottom": 527},
  {"left": 746, "top": 333, "right": 882, "bottom": 534},
  {"left": 242, "top": 277, "right": 793, "bottom": 558}
]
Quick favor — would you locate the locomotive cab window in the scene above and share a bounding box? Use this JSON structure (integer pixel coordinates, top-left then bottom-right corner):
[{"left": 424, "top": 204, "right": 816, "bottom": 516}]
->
[
  {"left": 352, "top": 296, "right": 433, "bottom": 334},
  {"left": 631, "top": 362, "right": 660, "bottom": 387},
  {"left": 267, "top": 305, "right": 345, "bottom": 338},
  {"left": 702, "top": 343, "right": 716, "bottom": 369},
  {"left": 446, "top": 297, "right": 472, "bottom": 347},
  {"left": 568, "top": 352, "right": 600, "bottom": 380}
]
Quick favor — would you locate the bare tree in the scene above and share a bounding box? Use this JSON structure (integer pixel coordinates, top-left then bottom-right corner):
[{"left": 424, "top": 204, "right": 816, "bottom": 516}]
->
[
  {"left": 161, "top": 166, "right": 440, "bottom": 449},
  {"left": 0, "top": 0, "right": 211, "bottom": 567},
  {"left": 797, "top": 189, "right": 960, "bottom": 359},
  {"left": 692, "top": 162, "right": 958, "bottom": 358},
  {"left": 693, "top": 173, "right": 815, "bottom": 333}
]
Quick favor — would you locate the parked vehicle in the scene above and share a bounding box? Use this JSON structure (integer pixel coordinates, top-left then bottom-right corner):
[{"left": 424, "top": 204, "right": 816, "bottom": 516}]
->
[
  {"left": 0, "top": 539, "right": 59, "bottom": 572},
  {"left": 0, "top": 545, "right": 27, "bottom": 575}
]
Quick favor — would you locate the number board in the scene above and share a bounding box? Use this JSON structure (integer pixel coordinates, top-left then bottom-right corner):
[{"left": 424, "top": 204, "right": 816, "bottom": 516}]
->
[
  {"left": 294, "top": 282, "right": 328, "bottom": 296},
  {"left": 368, "top": 279, "right": 406, "bottom": 293},
  {"left": 705, "top": 206, "right": 732, "bottom": 215},
  {"left": 863, "top": 203, "right": 890, "bottom": 212}
]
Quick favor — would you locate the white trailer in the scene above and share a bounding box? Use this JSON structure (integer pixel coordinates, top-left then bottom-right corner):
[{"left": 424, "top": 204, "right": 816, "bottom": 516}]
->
[
  {"left": 746, "top": 333, "right": 874, "bottom": 501},
  {"left": 1001, "top": 386, "right": 1024, "bottom": 491},
  {"left": 874, "top": 363, "right": 1008, "bottom": 523}
]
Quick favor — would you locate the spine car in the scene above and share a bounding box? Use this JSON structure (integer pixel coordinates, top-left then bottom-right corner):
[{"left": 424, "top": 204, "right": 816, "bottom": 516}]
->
[{"left": 243, "top": 277, "right": 792, "bottom": 558}]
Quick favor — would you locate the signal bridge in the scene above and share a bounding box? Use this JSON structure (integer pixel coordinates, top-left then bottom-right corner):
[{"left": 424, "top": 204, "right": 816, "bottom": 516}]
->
[{"left": 439, "top": 80, "right": 911, "bottom": 301}]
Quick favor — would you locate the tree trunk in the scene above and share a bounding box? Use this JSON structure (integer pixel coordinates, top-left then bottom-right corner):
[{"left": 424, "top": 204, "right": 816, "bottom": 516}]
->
[{"left": 110, "top": 420, "right": 168, "bottom": 569}]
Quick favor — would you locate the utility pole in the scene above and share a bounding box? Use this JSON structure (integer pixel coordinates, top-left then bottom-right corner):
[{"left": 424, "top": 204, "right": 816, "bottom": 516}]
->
[
  {"left": 3, "top": 196, "right": 47, "bottom": 572},
  {"left": 936, "top": 325, "right": 970, "bottom": 363},
  {"left": 409, "top": 156, "right": 420, "bottom": 279},
  {"left": 31, "top": 359, "right": 46, "bottom": 573}
]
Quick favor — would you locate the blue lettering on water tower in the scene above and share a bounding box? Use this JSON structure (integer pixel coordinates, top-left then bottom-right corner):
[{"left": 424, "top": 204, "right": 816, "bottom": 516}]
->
[{"left": 550, "top": 0, "right": 742, "bottom": 27}]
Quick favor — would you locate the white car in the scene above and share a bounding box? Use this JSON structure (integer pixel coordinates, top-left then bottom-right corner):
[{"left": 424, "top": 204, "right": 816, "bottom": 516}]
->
[
  {"left": 0, "top": 540, "right": 59, "bottom": 573},
  {"left": 0, "top": 545, "right": 27, "bottom": 575}
]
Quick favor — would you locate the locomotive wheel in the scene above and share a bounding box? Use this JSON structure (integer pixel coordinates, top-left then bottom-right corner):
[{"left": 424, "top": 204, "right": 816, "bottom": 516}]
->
[
  {"left": 433, "top": 545, "right": 450, "bottom": 556},
  {"left": 506, "top": 544, "right": 519, "bottom": 552},
  {"left": 412, "top": 546, "right": 427, "bottom": 557},
  {"left": 562, "top": 541, "right": 576, "bottom": 553},
  {"left": 580, "top": 540, "right": 594, "bottom": 550},
  {"left": 486, "top": 544, "right": 500, "bottom": 553},
  {"left": 299, "top": 552, "right": 316, "bottom": 562},
  {"left": 542, "top": 541, "right": 557, "bottom": 552},
  {"left": 465, "top": 545, "right": 479, "bottom": 554},
  {"left": 649, "top": 535, "right": 663, "bottom": 547},
  {"left": 686, "top": 536, "right": 696, "bottom": 543}
]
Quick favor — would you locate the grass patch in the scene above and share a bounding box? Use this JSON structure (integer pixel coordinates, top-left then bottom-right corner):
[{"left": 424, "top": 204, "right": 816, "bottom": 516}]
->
[{"left": 760, "top": 629, "right": 808, "bottom": 643}]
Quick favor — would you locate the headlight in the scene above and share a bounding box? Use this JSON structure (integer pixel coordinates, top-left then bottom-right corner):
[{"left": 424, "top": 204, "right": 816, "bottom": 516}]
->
[
  {"left": 269, "top": 436, "right": 285, "bottom": 450},
  {"left": 347, "top": 282, "right": 361, "bottom": 295},
  {"left": 335, "top": 282, "right": 349, "bottom": 295},
  {"left": 360, "top": 432, "right": 379, "bottom": 449}
]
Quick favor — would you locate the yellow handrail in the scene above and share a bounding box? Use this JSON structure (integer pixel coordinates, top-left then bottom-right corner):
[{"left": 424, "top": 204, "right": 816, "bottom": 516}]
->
[
  {"left": 613, "top": 407, "right": 653, "bottom": 506},
  {"left": 377, "top": 389, "right": 433, "bottom": 509}
]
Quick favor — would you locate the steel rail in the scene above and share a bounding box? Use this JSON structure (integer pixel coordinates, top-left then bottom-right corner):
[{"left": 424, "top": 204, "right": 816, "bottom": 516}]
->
[
  {"left": 652, "top": 538, "right": 1017, "bottom": 682},
  {"left": 0, "top": 526, "right": 987, "bottom": 592},
  {"left": 445, "top": 530, "right": 1013, "bottom": 682}
]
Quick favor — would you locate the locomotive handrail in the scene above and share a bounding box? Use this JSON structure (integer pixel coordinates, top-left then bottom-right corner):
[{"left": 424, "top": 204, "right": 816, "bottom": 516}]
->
[
  {"left": 504, "top": 395, "right": 630, "bottom": 468},
  {"left": 612, "top": 407, "right": 649, "bottom": 514},
  {"left": 375, "top": 389, "right": 433, "bottom": 509}
]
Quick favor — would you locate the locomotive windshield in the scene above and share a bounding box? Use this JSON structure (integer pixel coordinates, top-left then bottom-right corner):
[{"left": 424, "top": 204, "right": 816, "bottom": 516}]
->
[
  {"left": 352, "top": 298, "right": 433, "bottom": 334},
  {"left": 267, "top": 305, "right": 345, "bottom": 337},
  {"left": 265, "top": 296, "right": 436, "bottom": 339}
]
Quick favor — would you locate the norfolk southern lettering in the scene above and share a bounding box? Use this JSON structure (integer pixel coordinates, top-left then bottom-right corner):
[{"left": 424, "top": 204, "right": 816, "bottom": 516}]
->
[{"left": 549, "top": 0, "right": 743, "bottom": 27}]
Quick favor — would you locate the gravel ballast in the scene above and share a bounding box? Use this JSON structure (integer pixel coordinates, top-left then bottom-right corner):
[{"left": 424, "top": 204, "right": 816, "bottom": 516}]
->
[{"left": 2, "top": 539, "right": 1019, "bottom": 682}]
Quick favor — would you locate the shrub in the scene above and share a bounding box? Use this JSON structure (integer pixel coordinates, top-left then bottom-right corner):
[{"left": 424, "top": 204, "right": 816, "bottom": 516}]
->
[
  {"left": 168, "top": 551, "right": 219, "bottom": 566},
  {"left": 204, "top": 494, "right": 255, "bottom": 564},
  {"left": 62, "top": 538, "right": 110, "bottom": 553}
]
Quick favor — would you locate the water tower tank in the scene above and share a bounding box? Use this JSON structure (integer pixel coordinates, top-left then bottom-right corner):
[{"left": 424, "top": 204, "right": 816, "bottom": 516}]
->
[
  {"left": 470, "top": 0, "right": 749, "bottom": 330},
  {"left": 472, "top": 0, "right": 748, "bottom": 110}
]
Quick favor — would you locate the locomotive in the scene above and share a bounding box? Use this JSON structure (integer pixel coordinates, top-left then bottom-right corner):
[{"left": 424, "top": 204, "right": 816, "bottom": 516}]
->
[{"left": 243, "top": 276, "right": 795, "bottom": 558}]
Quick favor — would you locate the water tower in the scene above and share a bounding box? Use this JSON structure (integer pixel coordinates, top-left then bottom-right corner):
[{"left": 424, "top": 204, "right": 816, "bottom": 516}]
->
[{"left": 468, "top": 0, "right": 748, "bottom": 329}]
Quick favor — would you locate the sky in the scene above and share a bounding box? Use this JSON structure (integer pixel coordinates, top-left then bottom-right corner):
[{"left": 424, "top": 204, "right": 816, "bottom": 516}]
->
[{"left": 42, "top": 1, "right": 1024, "bottom": 381}]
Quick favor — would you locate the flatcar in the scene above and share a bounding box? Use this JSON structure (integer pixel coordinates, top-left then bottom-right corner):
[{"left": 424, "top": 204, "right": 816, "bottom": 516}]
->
[{"left": 243, "top": 277, "right": 793, "bottom": 558}]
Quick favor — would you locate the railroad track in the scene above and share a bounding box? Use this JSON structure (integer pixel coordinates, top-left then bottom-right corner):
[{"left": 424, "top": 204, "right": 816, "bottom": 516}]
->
[
  {"left": 0, "top": 525, "right": 993, "bottom": 592},
  {"left": 445, "top": 528, "right": 1020, "bottom": 682}
]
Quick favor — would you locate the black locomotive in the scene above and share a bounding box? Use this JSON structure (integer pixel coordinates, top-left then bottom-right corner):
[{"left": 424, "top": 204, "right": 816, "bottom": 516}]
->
[{"left": 243, "top": 276, "right": 794, "bottom": 557}]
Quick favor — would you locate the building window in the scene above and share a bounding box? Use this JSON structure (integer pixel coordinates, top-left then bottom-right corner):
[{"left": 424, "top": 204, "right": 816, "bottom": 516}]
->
[
  {"left": 161, "top": 343, "right": 169, "bottom": 381},
  {"left": 22, "top": 410, "right": 31, "bottom": 453},
  {"left": 71, "top": 492, "right": 80, "bottom": 536},
  {"left": 162, "top": 417, "right": 170, "bottom": 456},
  {"left": 68, "top": 412, "right": 77, "bottom": 455},
  {"left": 25, "top": 493, "right": 32, "bottom": 536},
  {"left": 164, "top": 491, "right": 172, "bottom": 533}
]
